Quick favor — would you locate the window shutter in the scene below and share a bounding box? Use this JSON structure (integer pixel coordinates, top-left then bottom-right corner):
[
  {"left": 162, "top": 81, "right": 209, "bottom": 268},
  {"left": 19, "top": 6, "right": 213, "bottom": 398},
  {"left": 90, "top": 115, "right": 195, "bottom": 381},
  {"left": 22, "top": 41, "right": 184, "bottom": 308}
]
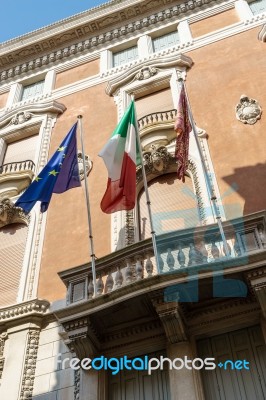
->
[
  {"left": 4, "top": 134, "right": 38, "bottom": 164},
  {"left": 21, "top": 80, "right": 45, "bottom": 101},
  {"left": 135, "top": 88, "right": 174, "bottom": 119},
  {"left": 138, "top": 173, "right": 200, "bottom": 239},
  {"left": 113, "top": 46, "right": 138, "bottom": 67},
  {"left": 152, "top": 31, "right": 179, "bottom": 53},
  {"left": 0, "top": 223, "right": 28, "bottom": 307}
]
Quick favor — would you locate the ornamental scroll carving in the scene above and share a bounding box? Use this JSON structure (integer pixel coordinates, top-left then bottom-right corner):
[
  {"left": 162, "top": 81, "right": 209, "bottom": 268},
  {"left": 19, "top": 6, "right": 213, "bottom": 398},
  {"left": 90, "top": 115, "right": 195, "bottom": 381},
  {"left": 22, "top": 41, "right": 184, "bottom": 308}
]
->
[
  {"left": 236, "top": 95, "right": 262, "bottom": 125},
  {"left": 0, "top": 198, "right": 29, "bottom": 228},
  {"left": 11, "top": 111, "right": 31, "bottom": 125}
]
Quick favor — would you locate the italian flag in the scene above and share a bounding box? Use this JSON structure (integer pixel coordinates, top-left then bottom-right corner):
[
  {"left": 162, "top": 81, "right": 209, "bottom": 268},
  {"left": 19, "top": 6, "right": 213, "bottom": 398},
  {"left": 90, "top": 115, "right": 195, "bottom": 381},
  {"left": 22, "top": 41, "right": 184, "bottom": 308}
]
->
[{"left": 99, "top": 101, "right": 139, "bottom": 214}]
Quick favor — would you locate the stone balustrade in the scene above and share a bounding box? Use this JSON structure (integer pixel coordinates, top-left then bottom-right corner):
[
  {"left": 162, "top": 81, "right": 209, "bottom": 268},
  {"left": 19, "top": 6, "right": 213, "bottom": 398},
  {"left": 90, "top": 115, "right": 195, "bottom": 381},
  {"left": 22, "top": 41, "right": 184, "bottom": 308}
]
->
[
  {"left": 0, "top": 160, "right": 35, "bottom": 175},
  {"left": 59, "top": 211, "right": 266, "bottom": 305}
]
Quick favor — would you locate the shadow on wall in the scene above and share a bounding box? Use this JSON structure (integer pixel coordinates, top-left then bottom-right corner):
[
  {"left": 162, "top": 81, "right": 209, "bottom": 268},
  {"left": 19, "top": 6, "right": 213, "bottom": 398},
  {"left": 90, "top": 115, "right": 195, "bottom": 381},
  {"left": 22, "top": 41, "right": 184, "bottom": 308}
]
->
[{"left": 222, "top": 163, "right": 266, "bottom": 217}]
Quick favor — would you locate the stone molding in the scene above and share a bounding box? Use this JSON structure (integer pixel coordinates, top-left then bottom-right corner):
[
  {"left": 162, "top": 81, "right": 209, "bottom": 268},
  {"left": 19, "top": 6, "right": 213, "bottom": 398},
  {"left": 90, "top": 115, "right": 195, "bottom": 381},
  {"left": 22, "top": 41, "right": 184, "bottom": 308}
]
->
[
  {"left": 0, "top": 332, "right": 8, "bottom": 379},
  {"left": 0, "top": 100, "right": 66, "bottom": 129},
  {"left": 0, "top": 299, "right": 50, "bottom": 324},
  {"left": 258, "top": 24, "right": 266, "bottom": 41},
  {"left": 0, "top": 0, "right": 215, "bottom": 83},
  {"left": 153, "top": 300, "right": 188, "bottom": 343},
  {"left": 60, "top": 317, "right": 100, "bottom": 359},
  {"left": 19, "top": 329, "right": 40, "bottom": 400},
  {"left": 106, "top": 53, "right": 193, "bottom": 95},
  {"left": 236, "top": 94, "right": 262, "bottom": 124},
  {"left": 0, "top": 198, "right": 29, "bottom": 228}
]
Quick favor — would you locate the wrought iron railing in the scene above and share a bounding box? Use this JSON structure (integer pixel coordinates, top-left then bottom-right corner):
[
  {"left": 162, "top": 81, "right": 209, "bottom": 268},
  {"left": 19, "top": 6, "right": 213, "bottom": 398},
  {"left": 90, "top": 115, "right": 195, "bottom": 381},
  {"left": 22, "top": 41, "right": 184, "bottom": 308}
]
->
[
  {"left": 59, "top": 211, "right": 266, "bottom": 305},
  {"left": 0, "top": 160, "right": 35, "bottom": 175}
]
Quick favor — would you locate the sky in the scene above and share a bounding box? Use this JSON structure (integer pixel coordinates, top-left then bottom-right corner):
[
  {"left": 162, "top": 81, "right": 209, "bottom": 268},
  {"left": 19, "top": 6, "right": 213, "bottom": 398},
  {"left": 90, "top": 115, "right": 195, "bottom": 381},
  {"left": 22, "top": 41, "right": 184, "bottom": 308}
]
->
[{"left": 0, "top": 0, "right": 108, "bottom": 44}]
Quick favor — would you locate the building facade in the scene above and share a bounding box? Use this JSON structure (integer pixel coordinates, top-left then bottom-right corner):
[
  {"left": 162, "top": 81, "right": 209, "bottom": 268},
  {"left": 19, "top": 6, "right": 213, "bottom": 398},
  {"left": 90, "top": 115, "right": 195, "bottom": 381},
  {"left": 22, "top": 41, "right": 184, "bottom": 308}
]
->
[{"left": 0, "top": 0, "right": 266, "bottom": 399}]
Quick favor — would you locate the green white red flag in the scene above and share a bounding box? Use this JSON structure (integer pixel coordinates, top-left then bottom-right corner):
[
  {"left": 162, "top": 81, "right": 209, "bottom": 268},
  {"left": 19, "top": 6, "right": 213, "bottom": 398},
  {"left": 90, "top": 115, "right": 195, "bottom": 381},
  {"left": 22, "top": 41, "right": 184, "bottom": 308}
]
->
[
  {"left": 175, "top": 82, "right": 192, "bottom": 183},
  {"left": 99, "top": 101, "right": 138, "bottom": 214}
]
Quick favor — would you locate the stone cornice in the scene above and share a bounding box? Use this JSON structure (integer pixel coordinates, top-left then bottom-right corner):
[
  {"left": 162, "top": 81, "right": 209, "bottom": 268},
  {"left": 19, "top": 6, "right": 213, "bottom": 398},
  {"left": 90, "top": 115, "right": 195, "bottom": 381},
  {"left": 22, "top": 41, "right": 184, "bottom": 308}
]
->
[
  {"left": 0, "top": 99, "right": 66, "bottom": 128},
  {"left": 105, "top": 52, "right": 193, "bottom": 95},
  {"left": 0, "top": 0, "right": 221, "bottom": 82},
  {"left": 0, "top": 299, "right": 50, "bottom": 324}
]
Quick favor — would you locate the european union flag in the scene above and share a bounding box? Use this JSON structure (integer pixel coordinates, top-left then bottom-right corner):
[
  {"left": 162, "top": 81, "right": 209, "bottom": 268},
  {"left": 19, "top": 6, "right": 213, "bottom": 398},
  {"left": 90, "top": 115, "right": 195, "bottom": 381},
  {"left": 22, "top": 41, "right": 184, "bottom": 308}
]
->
[{"left": 15, "top": 122, "right": 81, "bottom": 213}]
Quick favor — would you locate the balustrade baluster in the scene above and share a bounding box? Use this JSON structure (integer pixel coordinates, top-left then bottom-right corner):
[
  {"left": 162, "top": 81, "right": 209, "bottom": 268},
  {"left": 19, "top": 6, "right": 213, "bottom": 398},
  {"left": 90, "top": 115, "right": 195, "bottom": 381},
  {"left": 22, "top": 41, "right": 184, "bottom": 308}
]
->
[
  {"left": 199, "top": 241, "right": 208, "bottom": 263},
  {"left": 211, "top": 242, "right": 220, "bottom": 259},
  {"left": 96, "top": 275, "right": 104, "bottom": 295},
  {"left": 188, "top": 243, "right": 197, "bottom": 265},
  {"left": 135, "top": 256, "right": 143, "bottom": 280},
  {"left": 105, "top": 270, "right": 114, "bottom": 293},
  {"left": 88, "top": 279, "right": 94, "bottom": 299},
  {"left": 166, "top": 248, "right": 175, "bottom": 271},
  {"left": 145, "top": 255, "right": 153, "bottom": 277},
  {"left": 158, "top": 252, "right": 164, "bottom": 272},
  {"left": 177, "top": 244, "right": 186, "bottom": 267},
  {"left": 125, "top": 259, "right": 133, "bottom": 283},
  {"left": 234, "top": 237, "right": 241, "bottom": 256},
  {"left": 115, "top": 267, "right": 123, "bottom": 288}
]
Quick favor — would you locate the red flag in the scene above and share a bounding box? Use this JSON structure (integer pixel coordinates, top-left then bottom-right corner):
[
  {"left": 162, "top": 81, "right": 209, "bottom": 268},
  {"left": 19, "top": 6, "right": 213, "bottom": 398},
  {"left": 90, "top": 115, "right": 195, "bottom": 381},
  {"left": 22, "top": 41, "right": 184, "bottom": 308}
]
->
[{"left": 175, "top": 83, "right": 192, "bottom": 182}]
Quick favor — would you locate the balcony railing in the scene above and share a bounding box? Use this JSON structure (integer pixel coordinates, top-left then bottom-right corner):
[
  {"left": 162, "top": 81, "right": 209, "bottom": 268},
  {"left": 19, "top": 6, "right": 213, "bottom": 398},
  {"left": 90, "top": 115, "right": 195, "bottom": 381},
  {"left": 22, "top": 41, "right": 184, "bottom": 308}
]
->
[
  {"left": 0, "top": 160, "right": 35, "bottom": 175},
  {"left": 59, "top": 211, "right": 266, "bottom": 305},
  {"left": 138, "top": 109, "right": 177, "bottom": 131}
]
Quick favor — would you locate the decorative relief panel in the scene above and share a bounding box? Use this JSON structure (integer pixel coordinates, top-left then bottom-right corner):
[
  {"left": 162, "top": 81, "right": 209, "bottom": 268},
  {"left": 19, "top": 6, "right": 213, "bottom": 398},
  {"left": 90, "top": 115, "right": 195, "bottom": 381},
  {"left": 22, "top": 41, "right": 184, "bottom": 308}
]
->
[
  {"left": 77, "top": 151, "right": 93, "bottom": 180},
  {"left": 19, "top": 329, "right": 40, "bottom": 400},
  {"left": 0, "top": 198, "right": 29, "bottom": 228},
  {"left": 0, "top": 0, "right": 206, "bottom": 82},
  {"left": 0, "top": 332, "right": 8, "bottom": 379},
  {"left": 236, "top": 95, "right": 262, "bottom": 125}
]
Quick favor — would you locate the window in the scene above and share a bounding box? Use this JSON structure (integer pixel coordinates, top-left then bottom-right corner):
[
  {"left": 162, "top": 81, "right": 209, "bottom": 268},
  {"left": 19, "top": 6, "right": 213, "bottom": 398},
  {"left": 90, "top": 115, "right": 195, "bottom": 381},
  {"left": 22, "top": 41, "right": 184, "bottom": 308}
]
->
[
  {"left": 113, "top": 45, "right": 138, "bottom": 67},
  {"left": 249, "top": 0, "right": 266, "bottom": 14},
  {"left": 152, "top": 31, "right": 179, "bottom": 53},
  {"left": 3, "top": 135, "right": 39, "bottom": 165},
  {"left": 21, "top": 80, "right": 45, "bottom": 101}
]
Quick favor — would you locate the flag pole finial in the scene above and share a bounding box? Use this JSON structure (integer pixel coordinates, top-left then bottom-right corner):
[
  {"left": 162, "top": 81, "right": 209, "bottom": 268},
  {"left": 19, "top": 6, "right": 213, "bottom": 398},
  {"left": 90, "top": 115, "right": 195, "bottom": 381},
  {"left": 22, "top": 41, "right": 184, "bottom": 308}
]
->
[{"left": 77, "top": 115, "right": 83, "bottom": 119}]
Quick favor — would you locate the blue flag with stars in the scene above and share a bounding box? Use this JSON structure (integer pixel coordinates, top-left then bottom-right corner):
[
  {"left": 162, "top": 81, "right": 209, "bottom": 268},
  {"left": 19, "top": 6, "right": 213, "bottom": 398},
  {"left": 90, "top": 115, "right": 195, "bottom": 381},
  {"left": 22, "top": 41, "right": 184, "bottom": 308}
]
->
[{"left": 15, "top": 122, "right": 81, "bottom": 213}]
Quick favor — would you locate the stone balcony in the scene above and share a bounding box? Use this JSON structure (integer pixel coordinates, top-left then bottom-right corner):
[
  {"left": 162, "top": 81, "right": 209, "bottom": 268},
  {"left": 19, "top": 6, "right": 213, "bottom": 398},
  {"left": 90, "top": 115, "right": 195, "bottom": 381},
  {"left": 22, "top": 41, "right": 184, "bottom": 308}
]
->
[
  {"left": 56, "top": 211, "right": 266, "bottom": 359},
  {"left": 0, "top": 160, "right": 35, "bottom": 200},
  {"left": 59, "top": 210, "right": 266, "bottom": 306}
]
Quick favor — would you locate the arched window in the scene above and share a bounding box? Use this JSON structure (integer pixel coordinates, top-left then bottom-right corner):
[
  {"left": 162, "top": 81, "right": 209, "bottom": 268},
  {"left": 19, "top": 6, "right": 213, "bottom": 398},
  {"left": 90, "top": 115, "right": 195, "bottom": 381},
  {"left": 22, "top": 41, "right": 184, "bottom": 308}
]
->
[{"left": 138, "top": 172, "right": 201, "bottom": 240}]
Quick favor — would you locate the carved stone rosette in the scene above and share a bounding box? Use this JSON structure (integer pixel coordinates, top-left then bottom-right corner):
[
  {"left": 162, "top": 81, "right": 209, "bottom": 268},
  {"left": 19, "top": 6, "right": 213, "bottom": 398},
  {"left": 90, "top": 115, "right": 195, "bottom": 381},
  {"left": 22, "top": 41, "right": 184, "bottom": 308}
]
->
[
  {"left": 77, "top": 152, "right": 93, "bottom": 180},
  {"left": 0, "top": 198, "right": 29, "bottom": 229},
  {"left": 236, "top": 95, "right": 262, "bottom": 125},
  {"left": 20, "top": 329, "right": 40, "bottom": 400}
]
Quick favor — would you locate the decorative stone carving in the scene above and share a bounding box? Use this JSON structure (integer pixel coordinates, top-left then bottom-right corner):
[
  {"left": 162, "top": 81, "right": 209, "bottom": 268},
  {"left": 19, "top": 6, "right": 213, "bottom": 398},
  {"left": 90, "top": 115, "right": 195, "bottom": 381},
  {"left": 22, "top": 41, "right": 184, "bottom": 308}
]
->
[
  {"left": 143, "top": 145, "right": 171, "bottom": 173},
  {"left": 0, "top": 100, "right": 66, "bottom": 129},
  {"left": 11, "top": 111, "right": 31, "bottom": 125},
  {"left": 77, "top": 152, "right": 93, "bottom": 180},
  {"left": 74, "top": 369, "right": 80, "bottom": 400},
  {"left": 135, "top": 66, "right": 157, "bottom": 80},
  {"left": 0, "top": 198, "right": 30, "bottom": 228},
  {"left": 20, "top": 329, "right": 40, "bottom": 400},
  {"left": 258, "top": 24, "right": 266, "bottom": 42},
  {"left": 0, "top": 332, "right": 8, "bottom": 379},
  {"left": 236, "top": 95, "right": 262, "bottom": 125},
  {"left": 0, "top": 0, "right": 212, "bottom": 82},
  {"left": 0, "top": 299, "right": 49, "bottom": 322},
  {"left": 152, "top": 299, "right": 187, "bottom": 343},
  {"left": 61, "top": 317, "right": 100, "bottom": 359}
]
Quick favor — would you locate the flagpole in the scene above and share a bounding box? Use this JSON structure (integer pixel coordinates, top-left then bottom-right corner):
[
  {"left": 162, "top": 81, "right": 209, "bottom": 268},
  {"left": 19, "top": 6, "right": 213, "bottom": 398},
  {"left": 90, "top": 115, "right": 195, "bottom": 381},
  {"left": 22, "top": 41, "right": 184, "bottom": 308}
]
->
[
  {"left": 131, "top": 96, "right": 160, "bottom": 274},
  {"left": 179, "top": 78, "right": 230, "bottom": 257},
  {"left": 77, "top": 115, "right": 97, "bottom": 296}
]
